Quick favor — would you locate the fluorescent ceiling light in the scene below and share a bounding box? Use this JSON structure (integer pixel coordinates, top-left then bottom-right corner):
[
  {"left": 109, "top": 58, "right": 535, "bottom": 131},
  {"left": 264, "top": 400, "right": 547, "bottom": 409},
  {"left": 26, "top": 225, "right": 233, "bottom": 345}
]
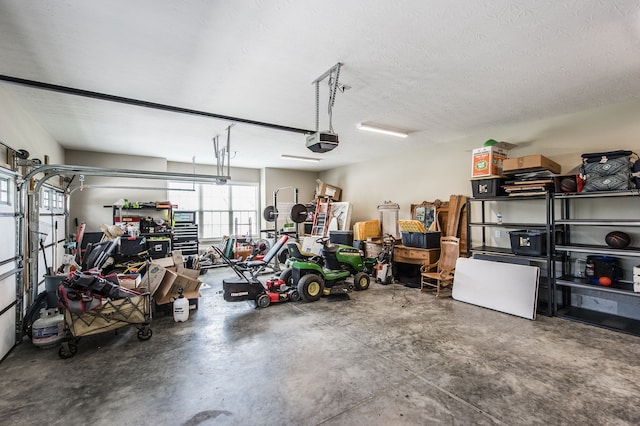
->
[
  {"left": 357, "top": 122, "right": 409, "bottom": 138},
  {"left": 281, "top": 154, "right": 321, "bottom": 163}
]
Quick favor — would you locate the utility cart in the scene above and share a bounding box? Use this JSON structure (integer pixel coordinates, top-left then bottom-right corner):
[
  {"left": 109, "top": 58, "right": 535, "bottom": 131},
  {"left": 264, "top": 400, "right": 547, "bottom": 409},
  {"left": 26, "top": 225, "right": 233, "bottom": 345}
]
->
[
  {"left": 57, "top": 236, "right": 154, "bottom": 358},
  {"left": 58, "top": 291, "right": 152, "bottom": 359}
]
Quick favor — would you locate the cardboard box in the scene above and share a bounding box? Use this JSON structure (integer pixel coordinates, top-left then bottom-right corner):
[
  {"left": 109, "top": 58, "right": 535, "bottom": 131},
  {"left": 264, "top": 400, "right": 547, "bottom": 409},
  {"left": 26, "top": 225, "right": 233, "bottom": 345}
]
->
[
  {"left": 364, "top": 240, "right": 383, "bottom": 258},
  {"left": 147, "top": 262, "right": 202, "bottom": 305},
  {"left": 316, "top": 179, "right": 342, "bottom": 200},
  {"left": 117, "top": 273, "right": 142, "bottom": 290},
  {"left": 471, "top": 146, "right": 508, "bottom": 178},
  {"left": 176, "top": 267, "right": 200, "bottom": 280},
  {"left": 353, "top": 220, "right": 381, "bottom": 240},
  {"left": 155, "top": 274, "right": 201, "bottom": 305},
  {"left": 172, "top": 250, "right": 184, "bottom": 268},
  {"left": 144, "top": 263, "right": 175, "bottom": 296},
  {"left": 152, "top": 256, "right": 174, "bottom": 269},
  {"left": 173, "top": 249, "right": 201, "bottom": 276},
  {"left": 503, "top": 155, "right": 561, "bottom": 174}
]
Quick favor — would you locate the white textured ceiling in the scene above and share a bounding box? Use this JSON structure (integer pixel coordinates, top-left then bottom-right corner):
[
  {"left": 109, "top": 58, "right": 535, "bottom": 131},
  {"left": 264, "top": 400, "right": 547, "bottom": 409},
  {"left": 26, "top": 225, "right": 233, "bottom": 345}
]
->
[{"left": 1, "top": 0, "right": 640, "bottom": 172}]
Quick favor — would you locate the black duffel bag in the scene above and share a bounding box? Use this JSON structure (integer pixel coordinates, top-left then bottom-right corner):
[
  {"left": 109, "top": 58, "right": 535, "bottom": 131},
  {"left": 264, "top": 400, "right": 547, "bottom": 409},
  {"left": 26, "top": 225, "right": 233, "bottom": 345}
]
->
[{"left": 580, "top": 150, "right": 637, "bottom": 192}]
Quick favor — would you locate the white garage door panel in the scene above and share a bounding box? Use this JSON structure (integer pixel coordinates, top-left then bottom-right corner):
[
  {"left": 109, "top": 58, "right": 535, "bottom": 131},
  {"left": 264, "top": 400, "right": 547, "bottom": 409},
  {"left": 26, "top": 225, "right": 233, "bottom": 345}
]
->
[
  {"left": 0, "top": 306, "right": 16, "bottom": 360},
  {"left": 0, "top": 219, "right": 15, "bottom": 261},
  {"left": 0, "top": 268, "right": 17, "bottom": 306},
  {"left": 0, "top": 170, "right": 19, "bottom": 361}
]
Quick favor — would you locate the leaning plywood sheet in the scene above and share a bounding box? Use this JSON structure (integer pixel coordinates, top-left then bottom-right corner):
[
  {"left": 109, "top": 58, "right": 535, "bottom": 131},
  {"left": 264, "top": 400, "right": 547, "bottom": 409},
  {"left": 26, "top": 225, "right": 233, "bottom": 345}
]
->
[{"left": 452, "top": 257, "right": 539, "bottom": 320}]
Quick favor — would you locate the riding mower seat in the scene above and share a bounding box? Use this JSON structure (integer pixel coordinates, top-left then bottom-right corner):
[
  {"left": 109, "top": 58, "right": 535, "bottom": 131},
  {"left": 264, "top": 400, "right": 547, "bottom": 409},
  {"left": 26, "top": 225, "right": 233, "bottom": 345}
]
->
[
  {"left": 320, "top": 242, "right": 344, "bottom": 270},
  {"left": 286, "top": 242, "right": 319, "bottom": 262}
]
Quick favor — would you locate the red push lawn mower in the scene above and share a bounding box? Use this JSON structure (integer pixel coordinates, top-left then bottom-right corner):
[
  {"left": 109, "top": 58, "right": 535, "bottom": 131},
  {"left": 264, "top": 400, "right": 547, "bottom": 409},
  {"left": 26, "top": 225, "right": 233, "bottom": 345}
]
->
[{"left": 215, "top": 237, "right": 300, "bottom": 308}]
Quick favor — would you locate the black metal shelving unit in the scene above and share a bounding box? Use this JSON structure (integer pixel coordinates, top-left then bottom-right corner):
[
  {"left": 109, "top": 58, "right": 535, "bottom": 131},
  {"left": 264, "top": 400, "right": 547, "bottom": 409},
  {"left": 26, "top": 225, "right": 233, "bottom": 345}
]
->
[
  {"left": 553, "top": 189, "right": 640, "bottom": 336},
  {"left": 466, "top": 192, "right": 556, "bottom": 316},
  {"left": 111, "top": 203, "right": 174, "bottom": 258}
]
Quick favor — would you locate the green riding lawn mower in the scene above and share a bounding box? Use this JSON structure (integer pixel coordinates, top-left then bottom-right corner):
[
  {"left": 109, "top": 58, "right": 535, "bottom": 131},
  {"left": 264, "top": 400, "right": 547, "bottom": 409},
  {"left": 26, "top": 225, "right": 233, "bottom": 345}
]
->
[{"left": 279, "top": 237, "right": 374, "bottom": 302}]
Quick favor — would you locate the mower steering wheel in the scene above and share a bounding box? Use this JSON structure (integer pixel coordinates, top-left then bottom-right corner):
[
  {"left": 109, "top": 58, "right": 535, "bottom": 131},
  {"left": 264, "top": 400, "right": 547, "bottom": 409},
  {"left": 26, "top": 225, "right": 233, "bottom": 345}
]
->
[{"left": 315, "top": 236, "right": 330, "bottom": 245}]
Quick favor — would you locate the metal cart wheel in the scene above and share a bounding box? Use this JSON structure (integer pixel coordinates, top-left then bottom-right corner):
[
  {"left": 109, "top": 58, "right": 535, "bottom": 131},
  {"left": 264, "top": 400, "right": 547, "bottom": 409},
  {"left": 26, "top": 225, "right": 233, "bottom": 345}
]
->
[
  {"left": 137, "top": 327, "right": 153, "bottom": 341},
  {"left": 58, "top": 342, "right": 78, "bottom": 359}
]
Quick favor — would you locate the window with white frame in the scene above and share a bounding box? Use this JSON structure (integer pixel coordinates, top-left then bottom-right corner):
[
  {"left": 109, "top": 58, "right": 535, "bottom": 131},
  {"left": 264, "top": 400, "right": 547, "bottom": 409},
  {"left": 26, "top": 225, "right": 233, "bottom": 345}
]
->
[
  {"left": 56, "top": 192, "right": 64, "bottom": 210},
  {"left": 0, "top": 177, "right": 9, "bottom": 205},
  {"left": 39, "top": 186, "right": 65, "bottom": 211},
  {"left": 42, "top": 188, "right": 50, "bottom": 210},
  {"left": 168, "top": 182, "right": 258, "bottom": 240}
]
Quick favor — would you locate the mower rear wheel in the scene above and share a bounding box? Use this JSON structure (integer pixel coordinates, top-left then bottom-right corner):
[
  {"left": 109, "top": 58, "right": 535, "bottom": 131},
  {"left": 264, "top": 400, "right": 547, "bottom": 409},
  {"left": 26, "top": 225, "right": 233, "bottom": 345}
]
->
[
  {"left": 289, "top": 289, "right": 300, "bottom": 302},
  {"left": 257, "top": 294, "right": 271, "bottom": 308},
  {"left": 353, "top": 272, "right": 370, "bottom": 291},
  {"left": 279, "top": 267, "right": 293, "bottom": 287},
  {"left": 298, "top": 274, "right": 324, "bottom": 302}
]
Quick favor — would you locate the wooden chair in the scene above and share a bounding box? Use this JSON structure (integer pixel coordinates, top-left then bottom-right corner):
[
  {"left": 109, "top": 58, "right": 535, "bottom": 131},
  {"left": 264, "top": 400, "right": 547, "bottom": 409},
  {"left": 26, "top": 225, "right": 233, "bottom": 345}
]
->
[{"left": 420, "top": 236, "right": 460, "bottom": 298}]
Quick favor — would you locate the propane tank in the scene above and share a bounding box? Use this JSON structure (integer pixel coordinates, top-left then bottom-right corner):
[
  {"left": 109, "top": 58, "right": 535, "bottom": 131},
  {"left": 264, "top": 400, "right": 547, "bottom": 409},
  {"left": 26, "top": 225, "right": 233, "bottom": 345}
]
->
[
  {"left": 173, "top": 288, "right": 189, "bottom": 322},
  {"left": 32, "top": 308, "right": 64, "bottom": 348}
]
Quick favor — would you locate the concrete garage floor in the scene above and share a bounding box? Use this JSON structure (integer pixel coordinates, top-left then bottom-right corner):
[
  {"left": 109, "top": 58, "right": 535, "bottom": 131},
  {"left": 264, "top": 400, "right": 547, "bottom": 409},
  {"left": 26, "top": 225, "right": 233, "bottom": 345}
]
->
[{"left": 2, "top": 267, "right": 640, "bottom": 426}]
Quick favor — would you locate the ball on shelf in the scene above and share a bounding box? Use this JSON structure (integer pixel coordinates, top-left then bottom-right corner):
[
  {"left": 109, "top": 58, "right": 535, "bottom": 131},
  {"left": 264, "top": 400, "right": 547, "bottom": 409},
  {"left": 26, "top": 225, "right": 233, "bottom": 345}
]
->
[
  {"left": 605, "top": 231, "right": 631, "bottom": 249},
  {"left": 560, "top": 177, "right": 577, "bottom": 193},
  {"left": 599, "top": 276, "right": 612, "bottom": 287}
]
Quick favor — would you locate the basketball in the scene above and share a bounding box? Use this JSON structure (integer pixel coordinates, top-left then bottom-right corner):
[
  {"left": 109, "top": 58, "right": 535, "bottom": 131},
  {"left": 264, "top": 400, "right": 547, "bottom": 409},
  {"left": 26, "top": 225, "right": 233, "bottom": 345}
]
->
[
  {"left": 599, "top": 276, "right": 612, "bottom": 286},
  {"left": 560, "top": 177, "right": 577, "bottom": 193},
  {"left": 605, "top": 231, "right": 631, "bottom": 249}
]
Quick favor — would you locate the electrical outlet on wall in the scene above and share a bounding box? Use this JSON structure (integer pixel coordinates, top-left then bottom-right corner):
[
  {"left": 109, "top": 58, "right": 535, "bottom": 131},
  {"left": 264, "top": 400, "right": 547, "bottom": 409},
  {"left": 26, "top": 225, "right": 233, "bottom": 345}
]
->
[{"left": 495, "top": 230, "right": 501, "bottom": 238}]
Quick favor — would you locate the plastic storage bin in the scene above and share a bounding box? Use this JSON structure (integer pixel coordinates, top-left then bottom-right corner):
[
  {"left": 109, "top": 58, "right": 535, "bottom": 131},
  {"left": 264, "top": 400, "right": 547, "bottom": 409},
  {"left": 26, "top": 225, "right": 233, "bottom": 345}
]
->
[
  {"left": 119, "top": 236, "right": 147, "bottom": 257},
  {"left": 401, "top": 231, "right": 441, "bottom": 248},
  {"left": 329, "top": 231, "right": 354, "bottom": 247},
  {"left": 509, "top": 229, "right": 547, "bottom": 256},
  {"left": 147, "top": 238, "right": 171, "bottom": 257},
  {"left": 471, "top": 177, "right": 506, "bottom": 198}
]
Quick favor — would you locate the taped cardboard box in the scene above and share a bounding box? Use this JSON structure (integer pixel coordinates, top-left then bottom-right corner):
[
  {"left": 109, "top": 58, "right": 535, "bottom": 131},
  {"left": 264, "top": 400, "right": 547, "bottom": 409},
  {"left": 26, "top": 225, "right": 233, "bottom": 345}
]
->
[
  {"left": 503, "top": 155, "right": 561, "bottom": 174},
  {"left": 316, "top": 179, "right": 342, "bottom": 201}
]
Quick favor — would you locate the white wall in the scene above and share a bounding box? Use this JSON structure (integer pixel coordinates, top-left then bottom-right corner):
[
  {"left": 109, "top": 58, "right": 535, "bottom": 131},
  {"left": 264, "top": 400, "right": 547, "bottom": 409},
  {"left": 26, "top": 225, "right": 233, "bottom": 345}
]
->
[
  {"left": 0, "top": 86, "right": 64, "bottom": 351},
  {"left": 167, "top": 161, "right": 260, "bottom": 183},
  {"left": 261, "top": 167, "right": 318, "bottom": 234},
  {"left": 65, "top": 150, "right": 169, "bottom": 232},
  {"left": 66, "top": 153, "right": 268, "bottom": 233},
  {"left": 0, "top": 87, "right": 64, "bottom": 164},
  {"left": 321, "top": 100, "right": 640, "bottom": 223}
]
